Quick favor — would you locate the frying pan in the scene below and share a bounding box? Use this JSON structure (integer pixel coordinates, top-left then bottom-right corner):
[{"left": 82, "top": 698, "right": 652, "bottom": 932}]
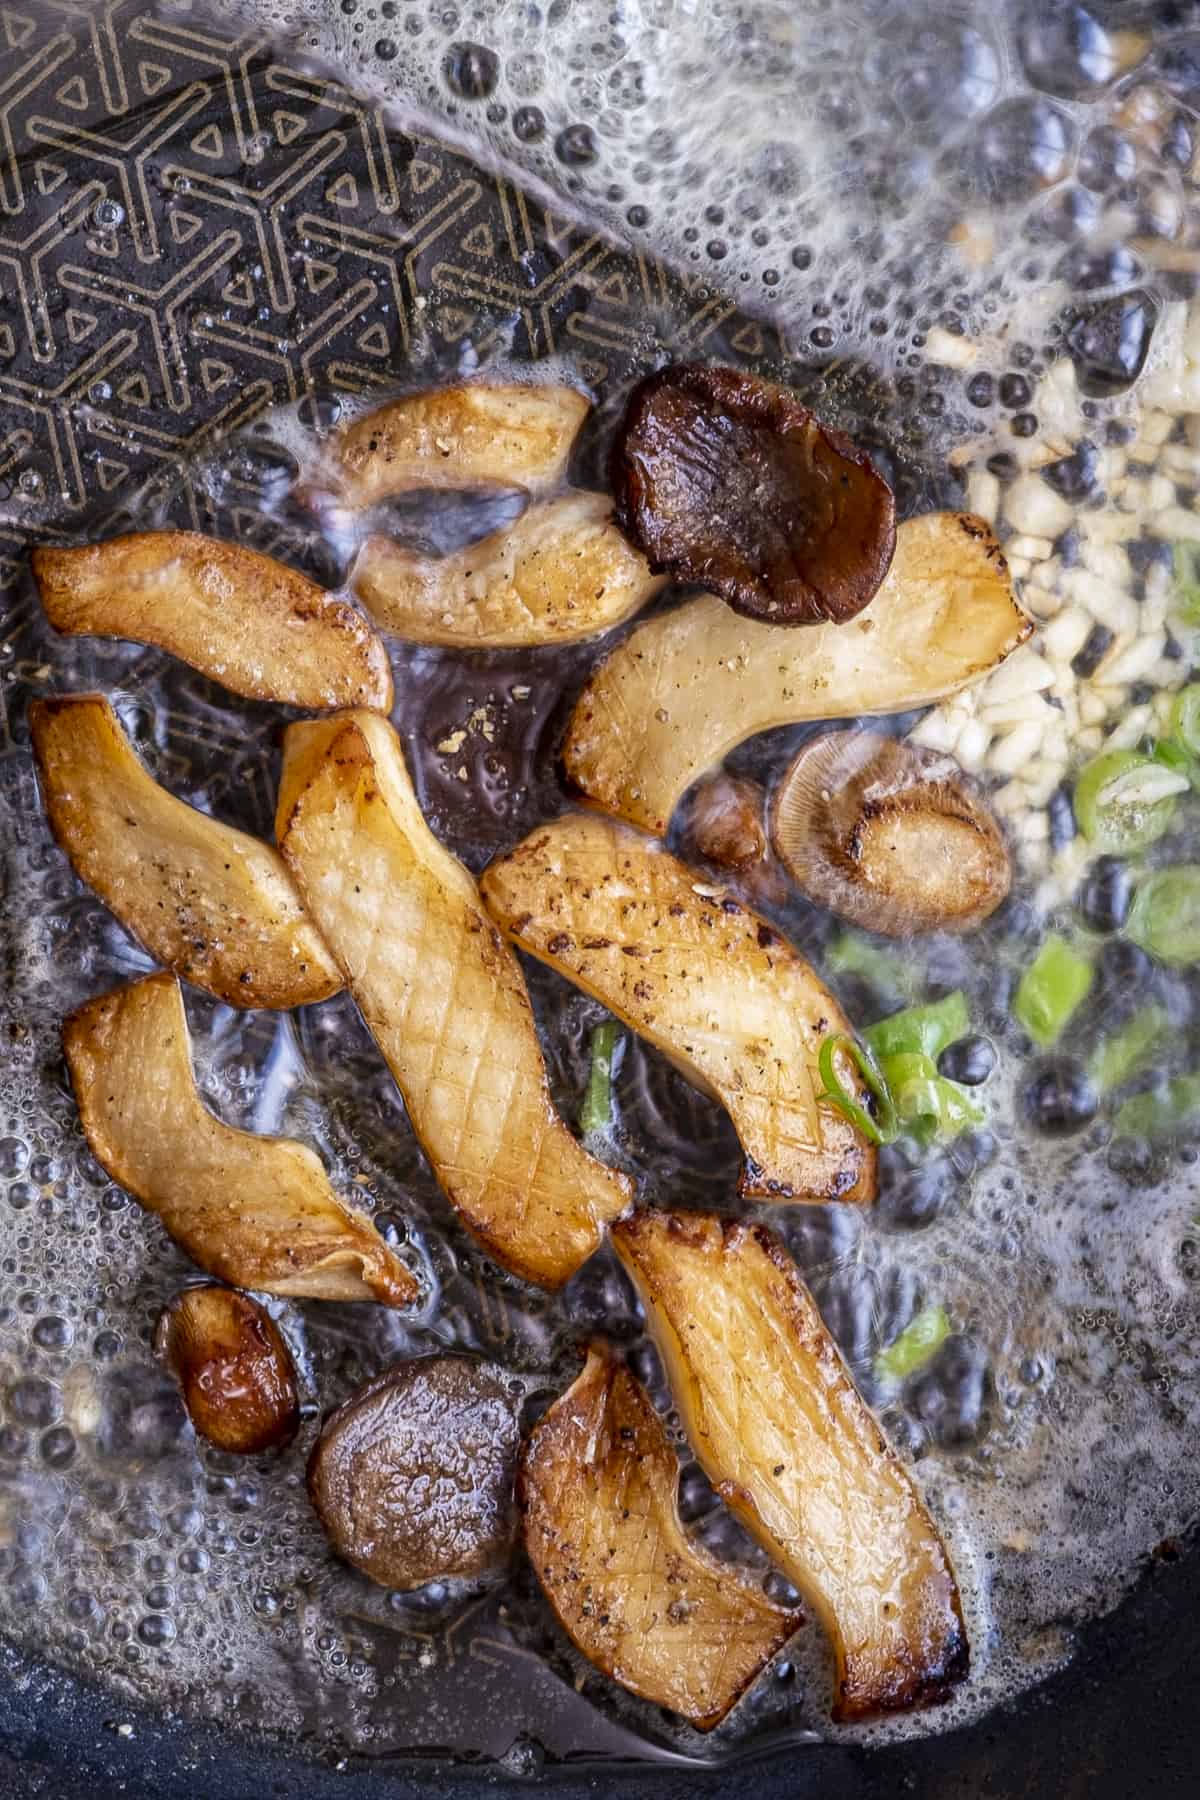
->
[{"left": 0, "top": 4, "right": 1196, "bottom": 1793}]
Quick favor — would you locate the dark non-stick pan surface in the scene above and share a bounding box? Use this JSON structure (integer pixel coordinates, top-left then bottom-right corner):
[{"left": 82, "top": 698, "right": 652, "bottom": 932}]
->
[{"left": 3, "top": 1535, "right": 1198, "bottom": 1800}]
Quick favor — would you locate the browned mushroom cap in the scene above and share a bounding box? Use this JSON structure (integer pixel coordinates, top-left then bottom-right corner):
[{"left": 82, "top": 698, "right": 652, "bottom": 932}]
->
[
  {"left": 610, "top": 363, "right": 896, "bottom": 625},
  {"left": 156, "top": 1286, "right": 299, "bottom": 1456},
  {"left": 307, "top": 1356, "right": 521, "bottom": 1591},
  {"left": 771, "top": 730, "right": 1011, "bottom": 936},
  {"left": 687, "top": 772, "right": 767, "bottom": 870}
]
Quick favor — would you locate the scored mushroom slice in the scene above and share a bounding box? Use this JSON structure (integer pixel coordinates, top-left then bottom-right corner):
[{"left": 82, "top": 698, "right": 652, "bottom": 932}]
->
[
  {"left": 331, "top": 382, "right": 590, "bottom": 508},
  {"left": 64, "top": 973, "right": 418, "bottom": 1307},
  {"left": 771, "top": 730, "right": 1011, "bottom": 936},
  {"left": 308, "top": 1356, "right": 521, "bottom": 1590},
  {"left": 611, "top": 362, "right": 896, "bottom": 626},
  {"left": 30, "top": 696, "right": 342, "bottom": 1010},
  {"left": 157, "top": 1285, "right": 299, "bottom": 1455},
  {"left": 276, "top": 712, "right": 633, "bottom": 1287},
  {"left": 521, "top": 1344, "right": 801, "bottom": 1731},
  {"left": 352, "top": 491, "right": 667, "bottom": 648},
  {"left": 31, "top": 531, "right": 393, "bottom": 711},
  {"left": 564, "top": 511, "right": 1032, "bottom": 836},
  {"left": 613, "top": 1209, "right": 968, "bottom": 1722},
  {"left": 480, "top": 812, "right": 875, "bottom": 1203}
]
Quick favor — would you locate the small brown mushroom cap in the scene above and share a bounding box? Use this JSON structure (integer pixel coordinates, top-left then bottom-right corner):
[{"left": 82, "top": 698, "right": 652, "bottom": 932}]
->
[
  {"left": 610, "top": 363, "right": 896, "bottom": 626},
  {"left": 771, "top": 730, "right": 1011, "bottom": 936},
  {"left": 156, "top": 1285, "right": 299, "bottom": 1455},
  {"left": 307, "top": 1355, "right": 521, "bottom": 1591},
  {"left": 688, "top": 773, "right": 768, "bottom": 870}
]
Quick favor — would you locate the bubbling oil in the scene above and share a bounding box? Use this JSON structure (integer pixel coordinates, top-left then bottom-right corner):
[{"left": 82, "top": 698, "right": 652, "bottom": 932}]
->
[{"left": 0, "top": 0, "right": 1199, "bottom": 1771}]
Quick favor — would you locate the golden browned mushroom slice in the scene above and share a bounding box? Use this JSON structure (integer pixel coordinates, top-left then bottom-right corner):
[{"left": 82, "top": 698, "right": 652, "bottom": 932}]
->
[
  {"left": 308, "top": 1356, "right": 521, "bottom": 1589},
  {"left": 31, "top": 531, "right": 393, "bottom": 711},
  {"left": 686, "top": 772, "right": 768, "bottom": 871},
  {"left": 64, "top": 973, "right": 418, "bottom": 1307},
  {"left": 613, "top": 1209, "right": 968, "bottom": 1722},
  {"left": 564, "top": 511, "right": 1032, "bottom": 836},
  {"left": 611, "top": 363, "right": 896, "bottom": 626},
  {"left": 31, "top": 696, "right": 342, "bottom": 1010},
  {"left": 157, "top": 1285, "right": 299, "bottom": 1455},
  {"left": 352, "top": 492, "right": 666, "bottom": 648},
  {"left": 521, "top": 1345, "right": 801, "bottom": 1730},
  {"left": 772, "top": 730, "right": 1011, "bottom": 936},
  {"left": 276, "top": 712, "right": 633, "bottom": 1286},
  {"left": 480, "top": 812, "right": 874, "bottom": 1203},
  {"left": 332, "top": 382, "right": 589, "bottom": 508}
]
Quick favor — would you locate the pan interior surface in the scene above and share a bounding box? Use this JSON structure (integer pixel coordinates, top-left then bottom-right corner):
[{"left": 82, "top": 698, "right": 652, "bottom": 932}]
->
[{"left": 0, "top": 0, "right": 1198, "bottom": 1773}]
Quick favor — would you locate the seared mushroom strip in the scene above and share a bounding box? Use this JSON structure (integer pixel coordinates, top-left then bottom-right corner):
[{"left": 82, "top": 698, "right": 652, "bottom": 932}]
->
[
  {"left": 332, "top": 382, "right": 589, "bottom": 508},
  {"left": 64, "top": 973, "right": 418, "bottom": 1306},
  {"left": 352, "top": 492, "right": 666, "bottom": 648},
  {"left": 611, "top": 363, "right": 896, "bottom": 625},
  {"left": 614, "top": 1209, "right": 968, "bottom": 1723},
  {"left": 772, "top": 731, "right": 1011, "bottom": 936},
  {"left": 276, "top": 713, "right": 633, "bottom": 1287},
  {"left": 31, "top": 697, "right": 341, "bottom": 1010},
  {"left": 32, "top": 531, "right": 392, "bottom": 711},
  {"left": 481, "top": 812, "right": 875, "bottom": 1203},
  {"left": 521, "top": 1345, "right": 801, "bottom": 1730},
  {"left": 308, "top": 1357, "right": 520, "bottom": 1589},
  {"left": 564, "top": 511, "right": 1031, "bottom": 836},
  {"left": 157, "top": 1285, "right": 299, "bottom": 1455}
]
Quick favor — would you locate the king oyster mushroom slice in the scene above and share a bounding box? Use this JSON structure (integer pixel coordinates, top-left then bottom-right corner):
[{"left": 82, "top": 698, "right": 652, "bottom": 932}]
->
[
  {"left": 563, "top": 511, "right": 1031, "bottom": 838},
  {"left": 521, "top": 1344, "right": 802, "bottom": 1730},
  {"left": 31, "top": 532, "right": 393, "bottom": 712},
  {"left": 352, "top": 491, "right": 666, "bottom": 648},
  {"left": 610, "top": 362, "right": 896, "bottom": 626},
  {"left": 771, "top": 730, "right": 1011, "bottom": 936},
  {"left": 332, "top": 382, "right": 590, "bottom": 508},
  {"left": 64, "top": 973, "right": 418, "bottom": 1307}
]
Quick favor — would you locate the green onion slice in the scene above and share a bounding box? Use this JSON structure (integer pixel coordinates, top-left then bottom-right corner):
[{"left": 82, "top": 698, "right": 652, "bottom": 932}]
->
[
  {"left": 1014, "top": 935, "right": 1094, "bottom": 1049},
  {"left": 579, "top": 1019, "right": 622, "bottom": 1136},
  {"left": 1126, "top": 866, "right": 1200, "bottom": 967},
  {"left": 864, "top": 991, "right": 970, "bottom": 1064},
  {"left": 1171, "top": 684, "right": 1200, "bottom": 759},
  {"left": 1073, "top": 748, "right": 1182, "bottom": 854},
  {"left": 1085, "top": 1004, "right": 1170, "bottom": 1094},
  {"left": 817, "top": 1034, "right": 899, "bottom": 1146},
  {"left": 874, "top": 1304, "right": 951, "bottom": 1383},
  {"left": 1115, "top": 1072, "right": 1200, "bottom": 1140}
]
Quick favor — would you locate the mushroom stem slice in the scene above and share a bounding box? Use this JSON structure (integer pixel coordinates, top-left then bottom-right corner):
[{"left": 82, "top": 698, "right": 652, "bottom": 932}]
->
[
  {"left": 64, "top": 973, "right": 418, "bottom": 1307},
  {"left": 276, "top": 713, "right": 633, "bottom": 1287},
  {"left": 564, "top": 511, "right": 1032, "bottom": 836},
  {"left": 480, "top": 812, "right": 875, "bottom": 1203},
  {"left": 613, "top": 1209, "right": 968, "bottom": 1723},
  {"left": 31, "top": 531, "right": 393, "bottom": 712},
  {"left": 521, "top": 1345, "right": 802, "bottom": 1730},
  {"left": 771, "top": 730, "right": 1011, "bottom": 936},
  {"left": 611, "top": 363, "right": 896, "bottom": 626},
  {"left": 308, "top": 1357, "right": 520, "bottom": 1590},
  {"left": 352, "top": 491, "right": 666, "bottom": 647},
  {"left": 31, "top": 696, "right": 342, "bottom": 1010},
  {"left": 157, "top": 1286, "right": 299, "bottom": 1455},
  {"left": 332, "top": 383, "right": 590, "bottom": 508}
]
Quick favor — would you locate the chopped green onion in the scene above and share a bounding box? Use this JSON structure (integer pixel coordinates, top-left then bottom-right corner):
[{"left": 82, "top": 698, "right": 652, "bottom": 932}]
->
[
  {"left": 1014, "top": 936, "right": 1094, "bottom": 1048},
  {"left": 1085, "top": 1004, "right": 1170, "bottom": 1094},
  {"left": 1072, "top": 748, "right": 1181, "bottom": 853},
  {"left": 874, "top": 1305, "right": 951, "bottom": 1384},
  {"left": 879, "top": 1052, "right": 984, "bottom": 1147},
  {"left": 864, "top": 991, "right": 970, "bottom": 1064},
  {"left": 579, "top": 1020, "right": 621, "bottom": 1135},
  {"left": 1171, "top": 684, "right": 1200, "bottom": 758},
  {"left": 1126, "top": 866, "right": 1200, "bottom": 966},
  {"left": 1152, "top": 737, "right": 1197, "bottom": 782},
  {"left": 1114, "top": 1073, "right": 1200, "bottom": 1140},
  {"left": 816, "top": 1034, "right": 898, "bottom": 1146},
  {"left": 824, "top": 932, "right": 914, "bottom": 1000},
  {"left": 1173, "top": 541, "right": 1200, "bottom": 623}
]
